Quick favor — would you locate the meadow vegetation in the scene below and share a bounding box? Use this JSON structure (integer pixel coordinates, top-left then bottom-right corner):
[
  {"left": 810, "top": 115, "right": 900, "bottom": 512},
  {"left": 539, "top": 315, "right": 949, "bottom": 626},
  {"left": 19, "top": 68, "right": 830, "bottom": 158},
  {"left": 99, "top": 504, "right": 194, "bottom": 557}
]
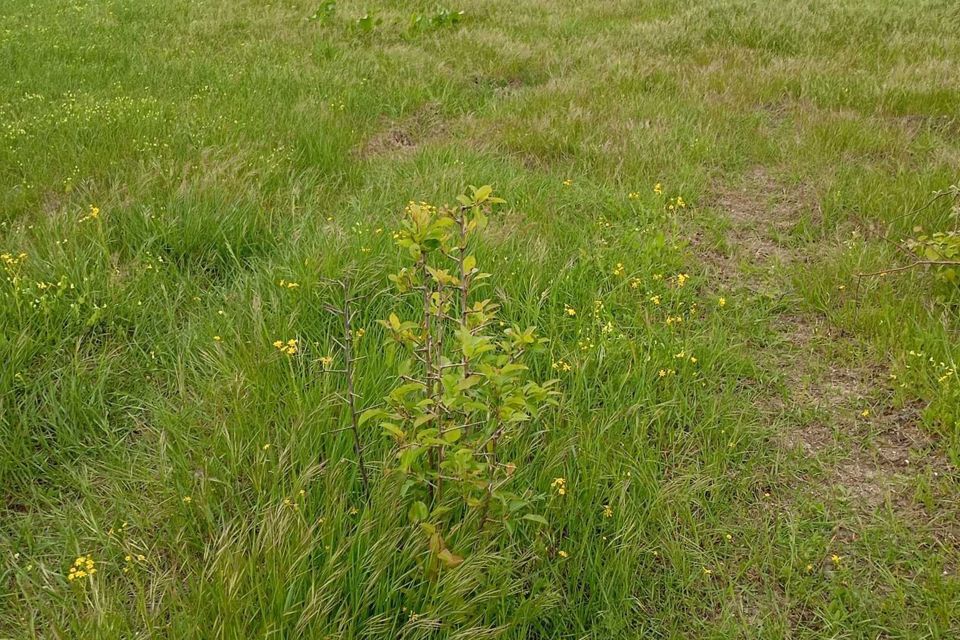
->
[{"left": 2, "top": 0, "right": 960, "bottom": 637}]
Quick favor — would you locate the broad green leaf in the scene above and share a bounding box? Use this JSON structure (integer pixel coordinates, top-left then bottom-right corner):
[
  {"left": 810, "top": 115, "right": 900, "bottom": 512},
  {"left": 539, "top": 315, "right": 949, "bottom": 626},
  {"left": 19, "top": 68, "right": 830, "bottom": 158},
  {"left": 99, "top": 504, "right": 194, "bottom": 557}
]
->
[
  {"left": 522, "top": 514, "right": 549, "bottom": 525},
  {"left": 408, "top": 500, "right": 428, "bottom": 523},
  {"left": 358, "top": 408, "right": 385, "bottom": 426},
  {"left": 381, "top": 422, "right": 405, "bottom": 440}
]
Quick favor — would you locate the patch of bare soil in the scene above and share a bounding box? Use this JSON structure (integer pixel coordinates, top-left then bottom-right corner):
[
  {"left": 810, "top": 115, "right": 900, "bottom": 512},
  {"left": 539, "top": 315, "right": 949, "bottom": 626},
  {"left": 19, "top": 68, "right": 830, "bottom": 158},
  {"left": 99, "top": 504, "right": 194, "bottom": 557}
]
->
[
  {"left": 707, "top": 166, "right": 952, "bottom": 513},
  {"left": 356, "top": 102, "right": 445, "bottom": 158},
  {"left": 694, "top": 167, "right": 817, "bottom": 291}
]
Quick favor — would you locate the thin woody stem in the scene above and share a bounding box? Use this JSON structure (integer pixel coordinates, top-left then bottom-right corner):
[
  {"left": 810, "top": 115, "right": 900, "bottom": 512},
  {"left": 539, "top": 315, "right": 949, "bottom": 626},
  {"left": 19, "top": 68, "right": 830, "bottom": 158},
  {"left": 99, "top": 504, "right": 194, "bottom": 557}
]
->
[
  {"left": 341, "top": 280, "right": 370, "bottom": 498},
  {"left": 419, "top": 257, "right": 438, "bottom": 505}
]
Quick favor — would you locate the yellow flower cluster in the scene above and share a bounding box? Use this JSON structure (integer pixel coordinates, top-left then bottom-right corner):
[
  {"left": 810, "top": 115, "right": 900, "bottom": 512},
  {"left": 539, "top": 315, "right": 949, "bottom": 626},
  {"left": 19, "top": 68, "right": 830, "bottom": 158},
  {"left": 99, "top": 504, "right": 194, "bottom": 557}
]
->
[
  {"left": 273, "top": 339, "right": 298, "bottom": 355},
  {"left": 319, "top": 355, "right": 334, "bottom": 369},
  {"left": 592, "top": 299, "right": 604, "bottom": 318},
  {"left": 122, "top": 553, "right": 146, "bottom": 573},
  {"left": 675, "top": 273, "right": 688, "bottom": 288},
  {"left": 564, "top": 305, "right": 577, "bottom": 316},
  {"left": 613, "top": 263, "right": 625, "bottom": 277},
  {"left": 654, "top": 183, "right": 663, "bottom": 195},
  {"left": 78, "top": 204, "right": 101, "bottom": 223},
  {"left": 551, "top": 477, "right": 567, "bottom": 496},
  {"left": 277, "top": 279, "right": 300, "bottom": 289},
  {"left": 602, "top": 504, "right": 613, "bottom": 518},
  {"left": 67, "top": 555, "right": 96, "bottom": 581},
  {"left": 552, "top": 359, "right": 572, "bottom": 372},
  {"left": 1, "top": 251, "right": 27, "bottom": 270},
  {"left": 667, "top": 196, "right": 686, "bottom": 210}
]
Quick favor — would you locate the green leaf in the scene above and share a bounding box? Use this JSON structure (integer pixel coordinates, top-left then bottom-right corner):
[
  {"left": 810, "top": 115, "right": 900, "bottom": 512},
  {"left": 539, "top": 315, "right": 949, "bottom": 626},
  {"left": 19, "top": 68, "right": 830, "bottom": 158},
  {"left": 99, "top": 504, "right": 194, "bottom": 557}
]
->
[
  {"left": 413, "top": 413, "right": 434, "bottom": 428},
  {"left": 522, "top": 514, "right": 549, "bottom": 526},
  {"left": 463, "top": 254, "right": 477, "bottom": 273},
  {"left": 358, "top": 408, "right": 385, "bottom": 426},
  {"left": 380, "top": 422, "right": 405, "bottom": 440},
  {"left": 408, "top": 500, "right": 428, "bottom": 523},
  {"left": 474, "top": 185, "right": 492, "bottom": 203}
]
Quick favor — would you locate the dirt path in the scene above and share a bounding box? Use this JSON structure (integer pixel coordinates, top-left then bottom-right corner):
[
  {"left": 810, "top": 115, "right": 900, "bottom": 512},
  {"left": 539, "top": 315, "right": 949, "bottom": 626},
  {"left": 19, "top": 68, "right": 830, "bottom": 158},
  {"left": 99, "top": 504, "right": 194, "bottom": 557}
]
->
[{"left": 701, "top": 167, "right": 954, "bottom": 519}]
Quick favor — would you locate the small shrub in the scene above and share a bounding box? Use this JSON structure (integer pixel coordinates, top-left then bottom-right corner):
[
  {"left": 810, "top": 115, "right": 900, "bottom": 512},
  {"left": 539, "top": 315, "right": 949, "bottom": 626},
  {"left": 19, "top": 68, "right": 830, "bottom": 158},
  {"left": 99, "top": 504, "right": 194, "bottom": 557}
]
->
[{"left": 343, "top": 186, "right": 558, "bottom": 571}]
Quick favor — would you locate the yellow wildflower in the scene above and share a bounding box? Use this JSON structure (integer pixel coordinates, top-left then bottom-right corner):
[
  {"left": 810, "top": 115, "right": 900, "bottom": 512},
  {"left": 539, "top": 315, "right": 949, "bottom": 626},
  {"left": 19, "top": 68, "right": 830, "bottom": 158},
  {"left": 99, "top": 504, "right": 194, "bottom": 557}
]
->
[
  {"left": 79, "top": 205, "right": 100, "bottom": 222},
  {"left": 551, "top": 477, "right": 567, "bottom": 496},
  {"left": 67, "top": 555, "right": 96, "bottom": 581},
  {"left": 274, "top": 339, "right": 298, "bottom": 355},
  {"left": 654, "top": 183, "right": 663, "bottom": 195}
]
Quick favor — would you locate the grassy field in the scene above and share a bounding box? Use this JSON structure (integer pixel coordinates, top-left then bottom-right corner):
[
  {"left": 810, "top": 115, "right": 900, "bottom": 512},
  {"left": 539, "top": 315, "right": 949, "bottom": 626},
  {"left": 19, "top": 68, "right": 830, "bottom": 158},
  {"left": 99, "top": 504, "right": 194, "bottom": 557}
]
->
[{"left": 2, "top": 0, "right": 960, "bottom": 637}]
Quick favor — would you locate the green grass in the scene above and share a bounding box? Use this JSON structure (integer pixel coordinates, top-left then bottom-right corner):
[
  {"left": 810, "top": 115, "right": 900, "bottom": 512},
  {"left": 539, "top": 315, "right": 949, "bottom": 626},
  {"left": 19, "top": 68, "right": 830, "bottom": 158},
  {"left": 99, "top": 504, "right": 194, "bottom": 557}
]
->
[{"left": 2, "top": 0, "right": 959, "bottom": 637}]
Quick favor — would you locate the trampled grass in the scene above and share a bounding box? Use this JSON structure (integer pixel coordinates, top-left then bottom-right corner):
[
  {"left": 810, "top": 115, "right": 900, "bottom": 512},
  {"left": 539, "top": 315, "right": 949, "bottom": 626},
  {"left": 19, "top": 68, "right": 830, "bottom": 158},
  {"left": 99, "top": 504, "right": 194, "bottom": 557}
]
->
[{"left": 2, "top": 0, "right": 959, "bottom": 637}]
